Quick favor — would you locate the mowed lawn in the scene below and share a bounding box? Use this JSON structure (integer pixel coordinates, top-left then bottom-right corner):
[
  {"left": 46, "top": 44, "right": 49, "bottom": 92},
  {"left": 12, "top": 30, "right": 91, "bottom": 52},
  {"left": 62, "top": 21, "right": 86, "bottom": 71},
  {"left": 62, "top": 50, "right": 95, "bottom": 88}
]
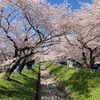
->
[
  {"left": 44, "top": 62, "right": 100, "bottom": 100},
  {"left": 0, "top": 64, "right": 39, "bottom": 100}
]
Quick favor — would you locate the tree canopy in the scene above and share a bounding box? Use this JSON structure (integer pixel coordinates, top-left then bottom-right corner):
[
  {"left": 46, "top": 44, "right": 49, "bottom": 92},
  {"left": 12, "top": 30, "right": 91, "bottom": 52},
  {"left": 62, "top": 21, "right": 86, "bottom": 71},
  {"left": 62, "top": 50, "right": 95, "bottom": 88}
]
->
[{"left": 0, "top": 0, "right": 100, "bottom": 79}]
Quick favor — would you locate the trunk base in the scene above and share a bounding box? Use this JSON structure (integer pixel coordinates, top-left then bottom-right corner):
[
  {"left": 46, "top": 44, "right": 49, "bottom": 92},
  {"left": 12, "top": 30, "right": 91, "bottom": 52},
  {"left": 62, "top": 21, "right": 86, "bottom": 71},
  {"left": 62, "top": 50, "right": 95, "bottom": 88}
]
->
[{"left": 3, "top": 68, "right": 11, "bottom": 80}]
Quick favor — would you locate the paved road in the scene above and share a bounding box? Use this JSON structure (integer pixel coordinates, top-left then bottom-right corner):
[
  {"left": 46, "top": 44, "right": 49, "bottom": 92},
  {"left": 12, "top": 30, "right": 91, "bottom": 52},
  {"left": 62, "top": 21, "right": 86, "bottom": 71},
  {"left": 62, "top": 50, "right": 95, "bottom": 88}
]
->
[{"left": 39, "top": 66, "right": 65, "bottom": 100}]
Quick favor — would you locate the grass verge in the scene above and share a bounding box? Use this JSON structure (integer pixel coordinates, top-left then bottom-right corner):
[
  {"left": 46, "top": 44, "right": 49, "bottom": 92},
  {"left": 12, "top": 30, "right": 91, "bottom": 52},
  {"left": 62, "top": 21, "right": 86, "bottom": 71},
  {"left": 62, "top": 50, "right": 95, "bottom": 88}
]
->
[
  {"left": 44, "top": 62, "right": 100, "bottom": 100},
  {"left": 0, "top": 64, "right": 39, "bottom": 100}
]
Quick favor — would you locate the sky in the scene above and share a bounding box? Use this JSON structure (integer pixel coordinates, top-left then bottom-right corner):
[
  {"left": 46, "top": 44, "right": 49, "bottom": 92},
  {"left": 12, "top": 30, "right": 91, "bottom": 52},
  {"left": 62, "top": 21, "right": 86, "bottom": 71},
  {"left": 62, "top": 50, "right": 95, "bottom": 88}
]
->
[{"left": 47, "top": 0, "right": 92, "bottom": 10}]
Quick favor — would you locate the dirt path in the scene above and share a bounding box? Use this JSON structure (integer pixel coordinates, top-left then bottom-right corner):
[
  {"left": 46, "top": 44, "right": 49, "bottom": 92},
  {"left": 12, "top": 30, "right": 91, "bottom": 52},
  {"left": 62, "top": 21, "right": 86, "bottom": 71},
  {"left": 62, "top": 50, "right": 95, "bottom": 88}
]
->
[{"left": 39, "top": 65, "right": 65, "bottom": 100}]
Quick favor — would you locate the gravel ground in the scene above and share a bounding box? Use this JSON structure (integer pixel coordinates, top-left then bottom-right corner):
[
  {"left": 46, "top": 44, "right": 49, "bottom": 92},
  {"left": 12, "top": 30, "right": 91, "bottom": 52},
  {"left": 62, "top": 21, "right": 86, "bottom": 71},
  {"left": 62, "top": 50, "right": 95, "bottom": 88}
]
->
[{"left": 39, "top": 66, "right": 65, "bottom": 100}]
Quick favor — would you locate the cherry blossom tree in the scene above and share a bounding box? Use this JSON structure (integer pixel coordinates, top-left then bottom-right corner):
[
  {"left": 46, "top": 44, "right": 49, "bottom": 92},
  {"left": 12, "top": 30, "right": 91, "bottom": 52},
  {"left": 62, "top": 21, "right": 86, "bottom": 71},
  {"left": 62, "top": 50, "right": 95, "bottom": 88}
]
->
[
  {"left": 61, "top": 0, "right": 100, "bottom": 68},
  {"left": 47, "top": 0, "right": 100, "bottom": 69},
  {"left": 0, "top": 0, "right": 71, "bottom": 80}
]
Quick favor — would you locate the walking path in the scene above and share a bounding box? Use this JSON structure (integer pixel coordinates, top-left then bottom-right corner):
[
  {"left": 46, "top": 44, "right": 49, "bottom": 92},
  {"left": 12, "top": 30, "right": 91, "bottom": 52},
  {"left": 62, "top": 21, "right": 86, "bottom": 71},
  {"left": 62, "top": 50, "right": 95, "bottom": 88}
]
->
[{"left": 39, "top": 65, "right": 65, "bottom": 100}]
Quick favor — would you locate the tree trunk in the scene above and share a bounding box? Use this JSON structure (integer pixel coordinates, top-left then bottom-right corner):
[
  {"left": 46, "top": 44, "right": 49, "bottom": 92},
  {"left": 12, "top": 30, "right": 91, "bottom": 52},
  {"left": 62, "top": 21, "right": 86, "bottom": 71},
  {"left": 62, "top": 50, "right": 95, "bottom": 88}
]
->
[
  {"left": 15, "top": 49, "right": 18, "bottom": 57},
  {"left": 3, "top": 57, "right": 21, "bottom": 80},
  {"left": 15, "top": 59, "right": 27, "bottom": 73},
  {"left": 82, "top": 52, "right": 89, "bottom": 68},
  {"left": 3, "top": 52, "right": 34, "bottom": 80},
  {"left": 89, "top": 50, "right": 95, "bottom": 69},
  {"left": 70, "top": 59, "right": 83, "bottom": 68}
]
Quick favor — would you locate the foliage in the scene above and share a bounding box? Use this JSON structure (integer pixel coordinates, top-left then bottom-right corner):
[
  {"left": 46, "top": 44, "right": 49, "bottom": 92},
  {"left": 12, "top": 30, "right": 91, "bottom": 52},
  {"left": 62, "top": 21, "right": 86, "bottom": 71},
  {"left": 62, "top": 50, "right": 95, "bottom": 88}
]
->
[{"left": 44, "top": 62, "right": 100, "bottom": 100}]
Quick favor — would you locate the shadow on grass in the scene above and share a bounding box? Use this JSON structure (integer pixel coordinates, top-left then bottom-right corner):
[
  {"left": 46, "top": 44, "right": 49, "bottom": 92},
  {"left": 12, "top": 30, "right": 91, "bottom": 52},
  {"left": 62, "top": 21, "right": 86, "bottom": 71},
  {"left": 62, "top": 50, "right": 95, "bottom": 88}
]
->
[
  {"left": 65, "top": 71, "right": 90, "bottom": 97},
  {"left": 20, "top": 73, "right": 37, "bottom": 80},
  {"left": 9, "top": 78, "right": 25, "bottom": 85},
  {"left": 0, "top": 87, "right": 35, "bottom": 99},
  {"left": 44, "top": 62, "right": 100, "bottom": 99},
  {"left": 62, "top": 70, "right": 100, "bottom": 99},
  {"left": 0, "top": 70, "right": 38, "bottom": 99},
  {"left": 31, "top": 68, "right": 38, "bottom": 74},
  {"left": 0, "top": 77, "right": 36, "bottom": 99}
]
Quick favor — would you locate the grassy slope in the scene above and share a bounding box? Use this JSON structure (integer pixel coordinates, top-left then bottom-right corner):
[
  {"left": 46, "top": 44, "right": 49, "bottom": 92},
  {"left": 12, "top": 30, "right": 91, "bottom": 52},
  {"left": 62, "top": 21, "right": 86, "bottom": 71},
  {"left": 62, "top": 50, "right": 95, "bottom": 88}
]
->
[
  {"left": 44, "top": 62, "right": 100, "bottom": 100},
  {"left": 0, "top": 65, "right": 39, "bottom": 100}
]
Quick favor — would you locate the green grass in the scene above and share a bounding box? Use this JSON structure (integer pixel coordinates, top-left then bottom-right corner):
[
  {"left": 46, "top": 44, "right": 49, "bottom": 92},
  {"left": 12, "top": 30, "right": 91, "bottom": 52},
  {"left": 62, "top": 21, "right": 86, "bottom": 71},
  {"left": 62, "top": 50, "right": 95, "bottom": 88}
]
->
[
  {"left": 0, "top": 64, "right": 39, "bottom": 100},
  {"left": 44, "top": 62, "right": 100, "bottom": 100}
]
